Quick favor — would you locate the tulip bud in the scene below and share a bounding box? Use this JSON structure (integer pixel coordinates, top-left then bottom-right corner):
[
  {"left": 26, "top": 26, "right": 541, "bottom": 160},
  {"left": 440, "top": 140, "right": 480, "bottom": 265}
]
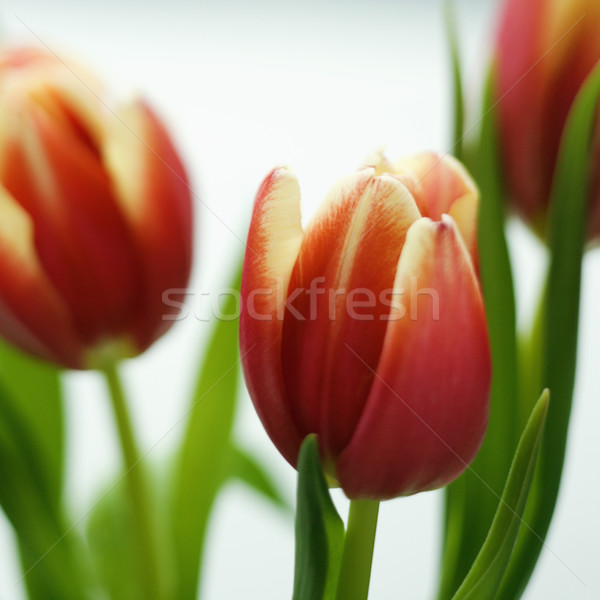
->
[
  {"left": 0, "top": 47, "right": 193, "bottom": 369},
  {"left": 240, "top": 152, "right": 490, "bottom": 500},
  {"left": 495, "top": 0, "right": 600, "bottom": 239}
]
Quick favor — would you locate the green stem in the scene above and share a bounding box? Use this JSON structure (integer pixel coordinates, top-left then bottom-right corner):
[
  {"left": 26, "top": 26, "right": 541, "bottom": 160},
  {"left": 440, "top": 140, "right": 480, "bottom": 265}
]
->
[
  {"left": 103, "top": 364, "right": 161, "bottom": 600},
  {"left": 335, "top": 499, "right": 380, "bottom": 600}
]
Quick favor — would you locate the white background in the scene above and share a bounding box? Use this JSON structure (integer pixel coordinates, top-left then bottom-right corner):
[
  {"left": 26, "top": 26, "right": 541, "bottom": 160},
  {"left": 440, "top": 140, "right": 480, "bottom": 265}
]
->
[{"left": 0, "top": 0, "right": 599, "bottom": 598}]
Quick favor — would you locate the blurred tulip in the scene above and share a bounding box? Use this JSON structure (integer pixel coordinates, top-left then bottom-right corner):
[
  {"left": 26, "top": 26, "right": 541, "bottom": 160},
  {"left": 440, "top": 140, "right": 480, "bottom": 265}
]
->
[
  {"left": 0, "top": 47, "right": 193, "bottom": 369},
  {"left": 240, "top": 152, "right": 490, "bottom": 500},
  {"left": 495, "top": 0, "right": 600, "bottom": 238}
]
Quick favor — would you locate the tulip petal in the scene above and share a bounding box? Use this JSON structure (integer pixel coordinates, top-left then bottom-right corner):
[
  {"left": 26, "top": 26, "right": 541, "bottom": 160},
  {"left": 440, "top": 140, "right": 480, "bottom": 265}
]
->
[
  {"left": 496, "top": 0, "right": 558, "bottom": 225},
  {"left": 240, "top": 167, "right": 305, "bottom": 466},
  {"left": 280, "top": 170, "right": 422, "bottom": 460},
  {"left": 496, "top": 1, "right": 547, "bottom": 151},
  {"left": 102, "top": 100, "right": 193, "bottom": 349},
  {"left": 0, "top": 185, "right": 83, "bottom": 367},
  {"left": 337, "top": 216, "right": 490, "bottom": 499},
  {"left": 361, "top": 148, "right": 394, "bottom": 176},
  {"left": 363, "top": 150, "right": 478, "bottom": 264},
  {"left": 0, "top": 91, "right": 142, "bottom": 347},
  {"left": 0, "top": 47, "right": 107, "bottom": 157},
  {"left": 392, "top": 153, "right": 479, "bottom": 259},
  {"left": 447, "top": 191, "right": 479, "bottom": 270},
  {"left": 495, "top": 0, "right": 600, "bottom": 239},
  {"left": 361, "top": 148, "right": 425, "bottom": 193},
  {"left": 0, "top": 47, "right": 52, "bottom": 71}
]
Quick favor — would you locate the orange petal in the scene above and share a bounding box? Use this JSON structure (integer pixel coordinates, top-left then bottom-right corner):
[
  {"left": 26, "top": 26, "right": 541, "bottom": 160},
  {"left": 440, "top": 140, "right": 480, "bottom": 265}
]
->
[
  {"left": 447, "top": 191, "right": 479, "bottom": 271},
  {"left": 495, "top": 0, "right": 600, "bottom": 235},
  {"left": 337, "top": 216, "right": 490, "bottom": 499},
  {"left": 0, "top": 94, "right": 142, "bottom": 346},
  {"left": 393, "top": 153, "right": 478, "bottom": 249},
  {"left": 240, "top": 167, "right": 305, "bottom": 466},
  {"left": 0, "top": 185, "right": 83, "bottom": 367},
  {"left": 280, "top": 170, "right": 421, "bottom": 460},
  {"left": 0, "top": 47, "right": 107, "bottom": 153},
  {"left": 362, "top": 150, "right": 479, "bottom": 265},
  {"left": 101, "top": 100, "right": 193, "bottom": 350}
]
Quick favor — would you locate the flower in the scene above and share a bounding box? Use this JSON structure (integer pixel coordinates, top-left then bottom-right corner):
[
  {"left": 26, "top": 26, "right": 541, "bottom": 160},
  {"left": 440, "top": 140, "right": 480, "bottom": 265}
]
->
[
  {"left": 495, "top": 0, "right": 600, "bottom": 238},
  {"left": 0, "top": 47, "right": 193, "bottom": 369},
  {"left": 239, "top": 152, "right": 490, "bottom": 500}
]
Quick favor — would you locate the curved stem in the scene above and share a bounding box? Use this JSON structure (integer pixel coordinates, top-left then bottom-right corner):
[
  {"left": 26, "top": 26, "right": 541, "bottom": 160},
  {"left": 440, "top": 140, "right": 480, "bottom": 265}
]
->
[
  {"left": 103, "top": 364, "right": 161, "bottom": 600},
  {"left": 335, "top": 499, "right": 380, "bottom": 600}
]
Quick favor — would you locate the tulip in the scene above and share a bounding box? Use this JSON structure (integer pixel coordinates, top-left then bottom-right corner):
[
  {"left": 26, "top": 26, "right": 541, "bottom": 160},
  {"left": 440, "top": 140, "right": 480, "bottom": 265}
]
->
[
  {"left": 0, "top": 47, "right": 193, "bottom": 369},
  {"left": 240, "top": 152, "right": 490, "bottom": 500},
  {"left": 495, "top": 0, "right": 600, "bottom": 239}
]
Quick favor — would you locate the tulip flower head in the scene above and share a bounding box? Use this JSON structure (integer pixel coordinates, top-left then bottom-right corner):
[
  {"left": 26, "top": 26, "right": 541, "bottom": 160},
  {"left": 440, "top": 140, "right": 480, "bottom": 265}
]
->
[
  {"left": 240, "top": 152, "right": 490, "bottom": 500},
  {"left": 0, "top": 47, "right": 193, "bottom": 369},
  {"left": 496, "top": 0, "right": 600, "bottom": 239}
]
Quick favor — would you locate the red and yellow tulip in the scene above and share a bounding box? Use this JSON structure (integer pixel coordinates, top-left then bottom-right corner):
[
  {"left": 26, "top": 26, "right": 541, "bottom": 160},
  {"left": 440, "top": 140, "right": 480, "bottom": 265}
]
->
[
  {"left": 495, "top": 0, "right": 600, "bottom": 238},
  {"left": 240, "top": 152, "right": 490, "bottom": 500},
  {"left": 0, "top": 47, "right": 193, "bottom": 369}
]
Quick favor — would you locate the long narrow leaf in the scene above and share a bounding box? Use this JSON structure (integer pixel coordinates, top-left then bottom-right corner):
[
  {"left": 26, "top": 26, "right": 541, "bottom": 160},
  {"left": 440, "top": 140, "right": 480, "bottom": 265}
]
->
[
  {"left": 225, "top": 444, "right": 290, "bottom": 512},
  {"left": 87, "top": 471, "right": 174, "bottom": 600},
  {"left": 0, "top": 345, "right": 89, "bottom": 599},
  {"left": 439, "top": 66, "right": 519, "bottom": 598},
  {"left": 0, "top": 342, "right": 64, "bottom": 512},
  {"left": 444, "top": 0, "right": 465, "bottom": 161},
  {"left": 496, "top": 61, "right": 600, "bottom": 600},
  {"left": 170, "top": 262, "right": 242, "bottom": 600},
  {"left": 292, "top": 435, "right": 344, "bottom": 600},
  {"left": 87, "top": 481, "right": 142, "bottom": 600},
  {"left": 0, "top": 381, "right": 90, "bottom": 600},
  {"left": 451, "top": 391, "right": 549, "bottom": 600}
]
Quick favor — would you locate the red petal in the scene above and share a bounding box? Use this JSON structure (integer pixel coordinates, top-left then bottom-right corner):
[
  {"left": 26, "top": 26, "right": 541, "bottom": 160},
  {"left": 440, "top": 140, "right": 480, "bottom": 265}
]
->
[
  {"left": 0, "top": 47, "right": 55, "bottom": 72},
  {"left": 0, "top": 186, "right": 83, "bottom": 367},
  {"left": 280, "top": 170, "right": 421, "bottom": 461},
  {"left": 394, "top": 153, "right": 479, "bottom": 262},
  {"left": 362, "top": 150, "right": 479, "bottom": 266},
  {"left": 391, "top": 154, "right": 474, "bottom": 217},
  {"left": 102, "top": 100, "right": 193, "bottom": 350},
  {"left": 337, "top": 216, "right": 490, "bottom": 499},
  {"left": 495, "top": 0, "right": 559, "bottom": 225},
  {"left": 496, "top": 0, "right": 600, "bottom": 233},
  {"left": 0, "top": 93, "right": 142, "bottom": 347},
  {"left": 240, "top": 167, "right": 305, "bottom": 466}
]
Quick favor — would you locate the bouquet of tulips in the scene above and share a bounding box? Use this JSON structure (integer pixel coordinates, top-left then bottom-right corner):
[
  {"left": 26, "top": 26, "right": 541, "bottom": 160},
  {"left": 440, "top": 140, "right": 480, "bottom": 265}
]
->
[{"left": 0, "top": 0, "right": 599, "bottom": 598}]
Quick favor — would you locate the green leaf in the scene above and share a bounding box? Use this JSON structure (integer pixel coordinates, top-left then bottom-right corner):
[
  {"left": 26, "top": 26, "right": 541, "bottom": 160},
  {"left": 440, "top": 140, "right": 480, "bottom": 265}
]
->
[
  {"left": 444, "top": 0, "right": 465, "bottom": 161},
  {"left": 292, "top": 435, "right": 344, "bottom": 600},
  {"left": 451, "top": 391, "right": 549, "bottom": 600},
  {"left": 169, "top": 262, "right": 243, "bottom": 600},
  {"left": 87, "top": 473, "right": 173, "bottom": 600},
  {"left": 87, "top": 482, "right": 140, "bottom": 600},
  {"left": 496, "top": 61, "right": 600, "bottom": 600},
  {"left": 0, "top": 345, "right": 88, "bottom": 599},
  {"left": 439, "top": 65, "right": 519, "bottom": 599},
  {"left": 225, "top": 445, "right": 291, "bottom": 512},
  {"left": 0, "top": 380, "right": 90, "bottom": 600},
  {"left": 0, "top": 341, "right": 64, "bottom": 511}
]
